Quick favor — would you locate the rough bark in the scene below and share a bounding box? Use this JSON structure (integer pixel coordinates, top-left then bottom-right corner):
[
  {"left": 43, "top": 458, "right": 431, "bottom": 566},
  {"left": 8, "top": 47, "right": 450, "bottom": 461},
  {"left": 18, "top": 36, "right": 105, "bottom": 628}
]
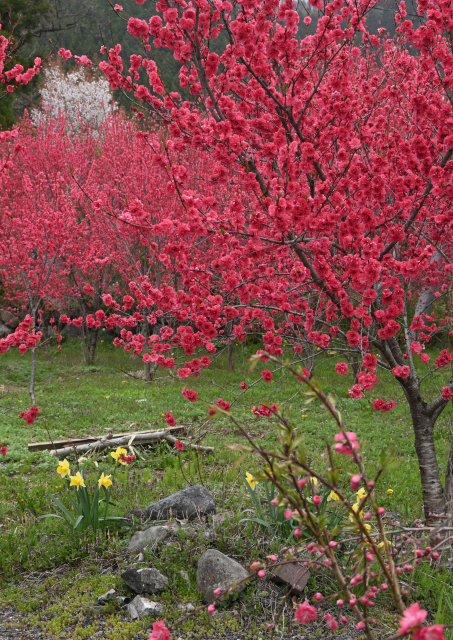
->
[
  {"left": 86, "top": 327, "right": 99, "bottom": 366},
  {"left": 444, "top": 436, "right": 453, "bottom": 517},
  {"left": 227, "top": 341, "right": 234, "bottom": 372},
  {"left": 409, "top": 399, "right": 446, "bottom": 522},
  {"left": 29, "top": 346, "right": 36, "bottom": 404}
]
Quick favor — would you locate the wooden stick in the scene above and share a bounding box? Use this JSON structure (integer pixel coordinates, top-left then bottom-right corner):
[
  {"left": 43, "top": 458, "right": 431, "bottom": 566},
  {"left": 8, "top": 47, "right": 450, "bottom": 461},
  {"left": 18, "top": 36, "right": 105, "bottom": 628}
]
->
[
  {"left": 29, "top": 425, "right": 185, "bottom": 453},
  {"left": 162, "top": 433, "right": 214, "bottom": 453},
  {"left": 49, "top": 430, "right": 214, "bottom": 459}
]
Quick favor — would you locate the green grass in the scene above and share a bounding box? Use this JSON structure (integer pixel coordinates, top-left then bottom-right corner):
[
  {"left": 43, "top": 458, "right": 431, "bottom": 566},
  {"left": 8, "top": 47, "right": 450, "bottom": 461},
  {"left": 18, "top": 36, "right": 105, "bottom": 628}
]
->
[{"left": 1, "top": 336, "right": 453, "bottom": 635}]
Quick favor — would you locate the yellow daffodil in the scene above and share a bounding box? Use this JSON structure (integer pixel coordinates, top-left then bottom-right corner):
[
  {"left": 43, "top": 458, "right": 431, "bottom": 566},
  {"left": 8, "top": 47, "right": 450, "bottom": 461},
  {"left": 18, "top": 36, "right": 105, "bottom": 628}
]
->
[
  {"left": 356, "top": 488, "right": 368, "bottom": 500},
  {"left": 349, "top": 502, "right": 363, "bottom": 522},
  {"left": 387, "top": 489, "right": 394, "bottom": 494},
  {"left": 70, "top": 472, "right": 85, "bottom": 491},
  {"left": 310, "top": 477, "right": 318, "bottom": 487},
  {"left": 111, "top": 447, "right": 128, "bottom": 464},
  {"left": 363, "top": 523, "right": 371, "bottom": 533},
  {"left": 327, "top": 490, "right": 340, "bottom": 502},
  {"left": 245, "top": 472, "right": 257, "bottom": 491},
  {"left": 377, "top": 540, "right": 392, "bottom": 549},
  {"left": 98, "top": 472, "right": 113, "bottom": 490},
  {"left": 57, "top": 459, "right": 71, "bottom": 478}
]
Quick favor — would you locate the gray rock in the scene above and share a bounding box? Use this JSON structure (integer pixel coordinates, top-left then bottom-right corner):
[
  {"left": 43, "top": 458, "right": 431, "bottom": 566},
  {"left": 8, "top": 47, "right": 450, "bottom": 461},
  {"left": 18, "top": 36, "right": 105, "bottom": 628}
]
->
[
  {"left": 270, "top": 561, "right": 309, "bottom": 594},
  {"left": 127, "top": 596, "right": 163, "bottom": 619},
  {"left": 144, "top": 485, "right": 216, "bottom": 521},
  {"left": 128, "top": 526, "right": 170, "bottom": 553},
  {"left": 121, "top": 567, "right": 169, "bottom": 594},
  {"left": 97, "top": 589, "right": 116, "bottom": 603},
  {"left": 176, "top": 602, "right": 195, "bottom": 613},
  {"left": 196, "top": 549, "right": 249, "bottom": 603}
]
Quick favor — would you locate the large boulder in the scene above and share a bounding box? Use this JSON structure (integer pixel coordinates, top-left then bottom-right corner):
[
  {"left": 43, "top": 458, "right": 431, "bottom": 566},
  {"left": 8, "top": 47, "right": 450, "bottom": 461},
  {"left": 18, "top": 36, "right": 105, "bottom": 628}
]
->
[
  {"left": 121, "top": 567, "right": 168, "bottom": 594},
  {"left": 127, "top": 526, "right": 170, "bottom": 554},
  {"left": 196, "top": 549, "right": 249, "bottom": 603},
  {"left": 144, "top": 485, "right": 216, "bottom": 521}
]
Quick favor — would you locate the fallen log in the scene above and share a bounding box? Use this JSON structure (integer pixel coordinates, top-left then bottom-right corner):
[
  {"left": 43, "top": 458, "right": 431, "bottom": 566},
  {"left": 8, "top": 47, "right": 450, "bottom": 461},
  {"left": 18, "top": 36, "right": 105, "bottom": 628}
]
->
[
  {"left": 28, "top": 425, "right": 185, "bottom": 453},
  {"left": 48, "top": 430, "right": 214, "bottom": 459}
]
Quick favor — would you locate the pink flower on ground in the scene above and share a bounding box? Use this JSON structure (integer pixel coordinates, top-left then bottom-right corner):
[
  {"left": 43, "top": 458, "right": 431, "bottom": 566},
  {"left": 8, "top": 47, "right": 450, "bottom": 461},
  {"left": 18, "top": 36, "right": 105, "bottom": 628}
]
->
[
  {"left": 261, "top": 369, "right": 273, "bottom": 382},
  {"left": 148, "top": 620, "right": 170, "bottom": 640},
  {"left": 295, "top": 601, "right": 317, "bottom": 624},
  {"left": 324, "top": 614, "right": 338, "bottom": 631},
  {"left": 398, "top": 603, "right": 428, "bottom": 634},
  {"left": 174, "top": 440, "right": 184, "bottom": 451},
  {"left": 335, "top": 362, "right": 348, "bottom": 375},
  {"left": 0, "top": 446, "right": 7, "bottom": 456},
  {"left": 207, "top": 604, "right": 215, "bottom": 614}
]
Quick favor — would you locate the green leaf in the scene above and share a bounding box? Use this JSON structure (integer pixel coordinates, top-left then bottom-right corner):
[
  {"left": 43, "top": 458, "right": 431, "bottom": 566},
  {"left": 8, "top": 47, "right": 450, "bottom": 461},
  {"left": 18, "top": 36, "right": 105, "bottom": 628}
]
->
[
  {"left": 47, "top": 493, "right": 76, "bottom": 526},
  {"left": 238, "top": 517, "right": 271, "bottom": 528}
]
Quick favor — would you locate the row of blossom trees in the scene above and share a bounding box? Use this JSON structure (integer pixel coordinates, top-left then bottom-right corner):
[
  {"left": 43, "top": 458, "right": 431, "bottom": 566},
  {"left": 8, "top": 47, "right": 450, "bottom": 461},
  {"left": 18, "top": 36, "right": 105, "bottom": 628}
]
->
[{"left": 2, "top": 0, "right": 453, "bottom": 538}]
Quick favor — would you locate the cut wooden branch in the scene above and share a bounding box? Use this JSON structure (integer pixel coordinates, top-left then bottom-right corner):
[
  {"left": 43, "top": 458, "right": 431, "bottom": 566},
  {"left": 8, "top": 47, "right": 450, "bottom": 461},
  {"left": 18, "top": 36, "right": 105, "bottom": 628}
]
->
[
  {"left": 162, "top": 433, "right": 214, "bottom": 453},
  {"left": 29, "top": 425, "right": 185, "bottom": 453},
  {"left": 47, "top": 428, "right": 214, "bottom": 459}
]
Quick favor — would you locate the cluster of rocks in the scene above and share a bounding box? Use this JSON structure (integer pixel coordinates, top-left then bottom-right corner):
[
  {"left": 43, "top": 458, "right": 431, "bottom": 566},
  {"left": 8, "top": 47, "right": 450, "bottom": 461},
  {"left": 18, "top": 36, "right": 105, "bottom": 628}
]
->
[{"left": 97, "top": 485, "right": 310, "bottom": 621}]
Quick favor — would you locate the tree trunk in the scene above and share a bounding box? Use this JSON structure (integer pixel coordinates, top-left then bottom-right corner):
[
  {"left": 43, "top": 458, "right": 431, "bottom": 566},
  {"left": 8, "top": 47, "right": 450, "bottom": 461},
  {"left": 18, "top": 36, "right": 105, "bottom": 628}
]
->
[
  {"left": 227, "top": 341, "right": 234, "bottom": 372},
  {"left": 85, "top": 328, "right": 99, "bottom": 365},
  {"left": 409, "top": 401, "right": 446, "bottom": 522},
  {"left": 29, "top": 346, "right": 36, "bottom": 404},
  {"left": 444, "top": 438, "right": 453, "bottom": 517},
  {"left": 348, "top": 350, "right": 360, "bottom": 384},
  {"left": 41, "top": 319, "right": 49, "bottom": 353}
]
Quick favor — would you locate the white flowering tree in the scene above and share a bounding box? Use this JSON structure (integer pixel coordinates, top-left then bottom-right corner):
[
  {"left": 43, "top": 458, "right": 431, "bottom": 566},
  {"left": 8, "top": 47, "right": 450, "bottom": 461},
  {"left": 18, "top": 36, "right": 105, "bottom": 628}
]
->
[{"left": 32, "top": 62, "right": 116, "bottom": 129}]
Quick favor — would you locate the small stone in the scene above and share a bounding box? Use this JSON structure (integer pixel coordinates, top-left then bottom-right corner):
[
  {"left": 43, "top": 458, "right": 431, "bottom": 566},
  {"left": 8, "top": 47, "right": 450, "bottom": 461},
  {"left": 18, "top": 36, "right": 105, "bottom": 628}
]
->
[
  {"left": 270, "top": 561, "right": 309, "bottom": 594},
  {"left": 144, "top": 485, "right": 216, "bottom": 521},
  {"left": 121, "top": 567, "right": 169, "bottom": 594},
  {"left": 196, "top": 549, "right": 249, "bottom": 603},
  {"left": 137, "top": 552, "right": 144, "bottom": 562},
  {"left": 210, "top": 511, "right": 234, "bottom": 528},
  {"left": 127, "top": 596, "right": 163, "bottom": 619},
  {"left": 97, "top": 589, "right": 116, "bottom": 603},
  {"left": 176, "top": 602, "right": 195, "bottom": 612},
  {"left": 128, "top": 526, "right": 170, "bottom": 553}
]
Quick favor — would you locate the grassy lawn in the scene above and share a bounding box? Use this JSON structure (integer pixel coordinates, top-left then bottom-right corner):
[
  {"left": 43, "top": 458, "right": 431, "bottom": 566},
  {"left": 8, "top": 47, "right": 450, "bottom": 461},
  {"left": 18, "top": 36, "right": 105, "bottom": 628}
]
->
[{"left": 1, "top": 335, "right": 452, "bottom": 637}]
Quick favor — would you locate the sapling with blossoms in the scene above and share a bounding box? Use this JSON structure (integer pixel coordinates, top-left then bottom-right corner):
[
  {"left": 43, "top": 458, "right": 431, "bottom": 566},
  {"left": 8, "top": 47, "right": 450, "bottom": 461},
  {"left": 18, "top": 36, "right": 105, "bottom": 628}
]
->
[
  {"left": 87, "top": 0, "right": 453, "bottom": 524},
  {"left": 145, "top": 359, "right": 450, "bottom": 640}
]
